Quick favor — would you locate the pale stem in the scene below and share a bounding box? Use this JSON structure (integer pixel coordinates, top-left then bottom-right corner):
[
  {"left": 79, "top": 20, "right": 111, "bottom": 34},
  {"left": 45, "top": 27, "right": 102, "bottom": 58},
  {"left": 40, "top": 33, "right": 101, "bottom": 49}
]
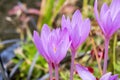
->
[
  {"left": 55, "top": 64, "right": 59, "bottom": 80},
  {"left": 48, "top": 62, "right": 52, "bottom": 80},
  {"left": 70, "top": 51, "right": 75, "bottom": 80},
  {"left": 103, "top": 38, "right": 110, "bottom": 74}
]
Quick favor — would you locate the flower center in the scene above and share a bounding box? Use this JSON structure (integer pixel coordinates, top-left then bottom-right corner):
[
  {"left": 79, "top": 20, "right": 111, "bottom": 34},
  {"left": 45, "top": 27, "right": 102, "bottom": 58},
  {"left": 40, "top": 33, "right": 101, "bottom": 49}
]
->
[
  {"left": 53, "top": 47, "right": 56, "bottom": 53},
  {"left": 53, "top": 44, "right": 57, "bottom": 53}
]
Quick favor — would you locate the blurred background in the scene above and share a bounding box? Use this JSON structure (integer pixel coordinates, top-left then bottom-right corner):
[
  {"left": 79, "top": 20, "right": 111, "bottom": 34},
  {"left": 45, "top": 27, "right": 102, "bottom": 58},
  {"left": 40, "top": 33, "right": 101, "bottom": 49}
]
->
[{"left": 0, "top": 0, "right": 120, "bottom": 80}]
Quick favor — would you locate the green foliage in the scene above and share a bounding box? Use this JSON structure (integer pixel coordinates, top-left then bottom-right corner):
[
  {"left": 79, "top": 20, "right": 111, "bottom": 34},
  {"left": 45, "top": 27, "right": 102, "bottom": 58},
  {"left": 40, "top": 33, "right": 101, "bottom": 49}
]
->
[
  {"left": 12, "top": 41, "right": 48, "bottom": 79},
  {"left": 60, "top": 71, "right": 81, "bottom": 80},
  {"left": 39, "top": 0, "right": 65, "bottom": 30}
]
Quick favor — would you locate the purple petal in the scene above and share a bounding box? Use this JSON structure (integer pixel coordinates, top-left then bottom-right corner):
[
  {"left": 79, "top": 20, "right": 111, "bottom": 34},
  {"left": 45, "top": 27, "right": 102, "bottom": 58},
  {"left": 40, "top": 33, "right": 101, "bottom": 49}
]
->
[
  {"left": 110, "top": 0, "right": 120, "bottom": 20},
  {"left": 79, "top": 18, "right": 90, "bottom": 45},
  {"left": 41, "top": 24, "right": 51, "bottom": 56},
  {"left": 70, "top": 24, "right": 81, "bottom": 51},
  {"left": 47, "top": 32, "right": 57, "bottom": 63},
  {"left": 102, "top": 11, "right": 112, "bottom": 38},
  {"left": 48, "top": 29, "right": 70, "bottom": 64},
  {"left": 110, "top": 74, "right": 118, "bottom": 80},
  {"left": 100, "top": 3, "right": 109, "bottom": 18},
  {"left": 33, "top": 31, "right": 49, "bottom": 62},
  {"left": 61, "top": 15, "right": 67, "bottom": 30},
  {"left": 56, "top": 32, "right": 70, "bottom": 64},
  {"left": 76, "top": 64, "right": 96, "bottom": 80},
  {"left": 94, "top": 0, "right": 105, "bottom": 34},
  {"left": 71, "top": 10, "right": 82, "bottom": 28},
  {"left": 61, "top": 15, "right": 72, "bottom": 34},
  {"left": 66, "top": 17, "right": 71, "bottom": 33},
  {"left": 67, "top": 16, "right": 71, "bottom": 26},
  {"left": 100, "top": 72, "right": 112, "bottom": 80},
  {"left": 110, "top": 11, "right": 120, "bottom": 37}
]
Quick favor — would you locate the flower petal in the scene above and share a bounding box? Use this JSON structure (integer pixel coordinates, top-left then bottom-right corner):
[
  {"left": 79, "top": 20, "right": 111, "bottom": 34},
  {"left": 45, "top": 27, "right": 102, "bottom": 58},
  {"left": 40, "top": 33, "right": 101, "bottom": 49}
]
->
[
  {"left": 102, "top": 11, "right": 112, "bottom": 38},
  {"left": 33, "top": 31, "right": 49, "bottom": 62},
  {"left": 100, "top": 3, "right": 109, "bottom": 18},
  {"left": 110, "top": 0, "right": 120, "bottom": 20},
  {"left": 56, "top": 32, "right": 70, "bottom": 64},
  {"left": 94, "top": 0, "right": 105, "bottom": 34},
  {"left": 41, "top": 24, "right": 51, "bottom": 57},
  {"left": 61, "top": 15, "right": 67, "bottom": 30},
  {"left": 71, "top": 10, "right": 82, "bottom": 28},
  {"left": 47, "top": 31, "right": 57, "bottom": 63},
  {"left": 76, "top": 64, "right": 96, "bottom": 80},
  {"left": 79, "top": 18, "right": 90, "bottom": 45},
  {"left": 110, "top": 74, "right": 118, "bottom": 80},
  {"left": 100, "top": 72, "right": 111, "bottom": 80},
  {"left": 109, "top": 11, "right": 120, "bottom": 37},
  {"left": 70, "top": 24, "right": 81, "bottom": 51}
]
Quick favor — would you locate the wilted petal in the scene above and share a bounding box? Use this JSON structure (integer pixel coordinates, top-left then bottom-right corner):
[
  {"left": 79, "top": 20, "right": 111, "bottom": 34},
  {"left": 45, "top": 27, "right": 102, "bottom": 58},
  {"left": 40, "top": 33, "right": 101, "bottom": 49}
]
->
[
  {"left": 28, "top": 8, "right": 40, "bottom": 15},
  {"left": 100, "top": 72, "right": 111, "bottom": 80},
  {"left": 76, "top": 64, "right": 96, "bottom": 80},
  {"left": 8, "top": 5, "right": 22, "bottom": 16}
]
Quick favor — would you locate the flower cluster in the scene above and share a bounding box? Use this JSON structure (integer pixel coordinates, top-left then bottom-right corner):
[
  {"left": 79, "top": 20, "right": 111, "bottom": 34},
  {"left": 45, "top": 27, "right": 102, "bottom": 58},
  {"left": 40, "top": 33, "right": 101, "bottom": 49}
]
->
[{"left": 33, "top": 0, "right": 120, "bottom": 80}]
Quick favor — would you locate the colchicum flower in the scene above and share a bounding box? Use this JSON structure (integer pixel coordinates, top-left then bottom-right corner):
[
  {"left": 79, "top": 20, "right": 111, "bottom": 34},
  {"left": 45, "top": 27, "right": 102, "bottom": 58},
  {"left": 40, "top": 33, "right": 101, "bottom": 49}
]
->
[
  {"left": 94, "top": 0, "right": 120, "bottom": 74},
  {"left": 33, "top": 24, "right": 71, "bottom": 80},
  {"left": 76, "top": 64, "right": 119, "bottom": 80},
  {"left": 61, "top": 10, "right": 91, "bottom": 80}
]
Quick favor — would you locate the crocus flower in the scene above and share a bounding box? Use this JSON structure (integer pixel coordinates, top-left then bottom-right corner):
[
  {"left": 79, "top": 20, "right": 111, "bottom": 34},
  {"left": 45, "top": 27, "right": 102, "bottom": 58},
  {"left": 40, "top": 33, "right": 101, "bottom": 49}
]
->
[
  {"left": 76, "top": 64, "right": 119, "bottom": 80},
  {"left": 33, "top": 24, "right": 71, "bottom": 80},
  {"left": 61, "top": 10, "right": 91, "bottom": 80},
  {"left": 94, "top": 0, "right": 120, "bottom": 74},
  {"left": 33, "top": 25, "right": 52, "bottom": 80}
]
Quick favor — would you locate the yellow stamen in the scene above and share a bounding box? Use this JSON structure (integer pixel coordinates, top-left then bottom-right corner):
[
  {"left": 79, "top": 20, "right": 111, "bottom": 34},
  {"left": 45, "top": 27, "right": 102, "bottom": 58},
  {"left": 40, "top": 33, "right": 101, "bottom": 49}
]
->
[{"left": 54, "top": 47, "right": 56, "bottom": 53}]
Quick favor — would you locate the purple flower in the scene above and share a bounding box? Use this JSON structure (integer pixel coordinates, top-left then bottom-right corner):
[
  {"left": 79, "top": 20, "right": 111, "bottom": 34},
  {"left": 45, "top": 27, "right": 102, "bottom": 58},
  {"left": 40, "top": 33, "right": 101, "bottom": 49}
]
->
[
  {"left": 61, "top": 10, "right": 91, "bottom": 80},
  {"left": 76, "top": 64, "right": 119, "bottom": 80},
  {"left": 33, "top": 24, "right": 71, "bottom": 80},
  {"left": 62, "top": 10, "right": 91, "bottom": 52},
  {"left": 94, "top": 0, "right": 120, "bottom": 74},
  {"left": 33, "top": 24, "right": 51, "bottom": 63},
  {"left": 33, "top": 24, "right": 71, "bottom": 64},
  {"left": 94, "top": 0, "right": 120, "bottom": 39},
  {"left": 47, "top": 28, "right": 71, "bottom": 64}
]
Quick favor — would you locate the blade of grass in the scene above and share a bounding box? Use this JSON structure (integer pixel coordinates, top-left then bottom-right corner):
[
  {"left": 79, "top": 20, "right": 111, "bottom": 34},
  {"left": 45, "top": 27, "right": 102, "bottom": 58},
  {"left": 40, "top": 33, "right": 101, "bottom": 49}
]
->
[
  {"left": 27, "top": 52, "right": 39, "bottom": 80},
  {"left": 0, "top": 55, "right": 9, "bottom": 80},
  {"left": 49, "top": 0, "right": 65, "bottom": 25},
  {"left": 10, "top": 59, "right": 24, "bottom": 78},
  {"left": 113, "top": 33, "right": 117, "bottom": 74},
  {"left": 38, "top": 0, "right": 54, "bottom": 30}
]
